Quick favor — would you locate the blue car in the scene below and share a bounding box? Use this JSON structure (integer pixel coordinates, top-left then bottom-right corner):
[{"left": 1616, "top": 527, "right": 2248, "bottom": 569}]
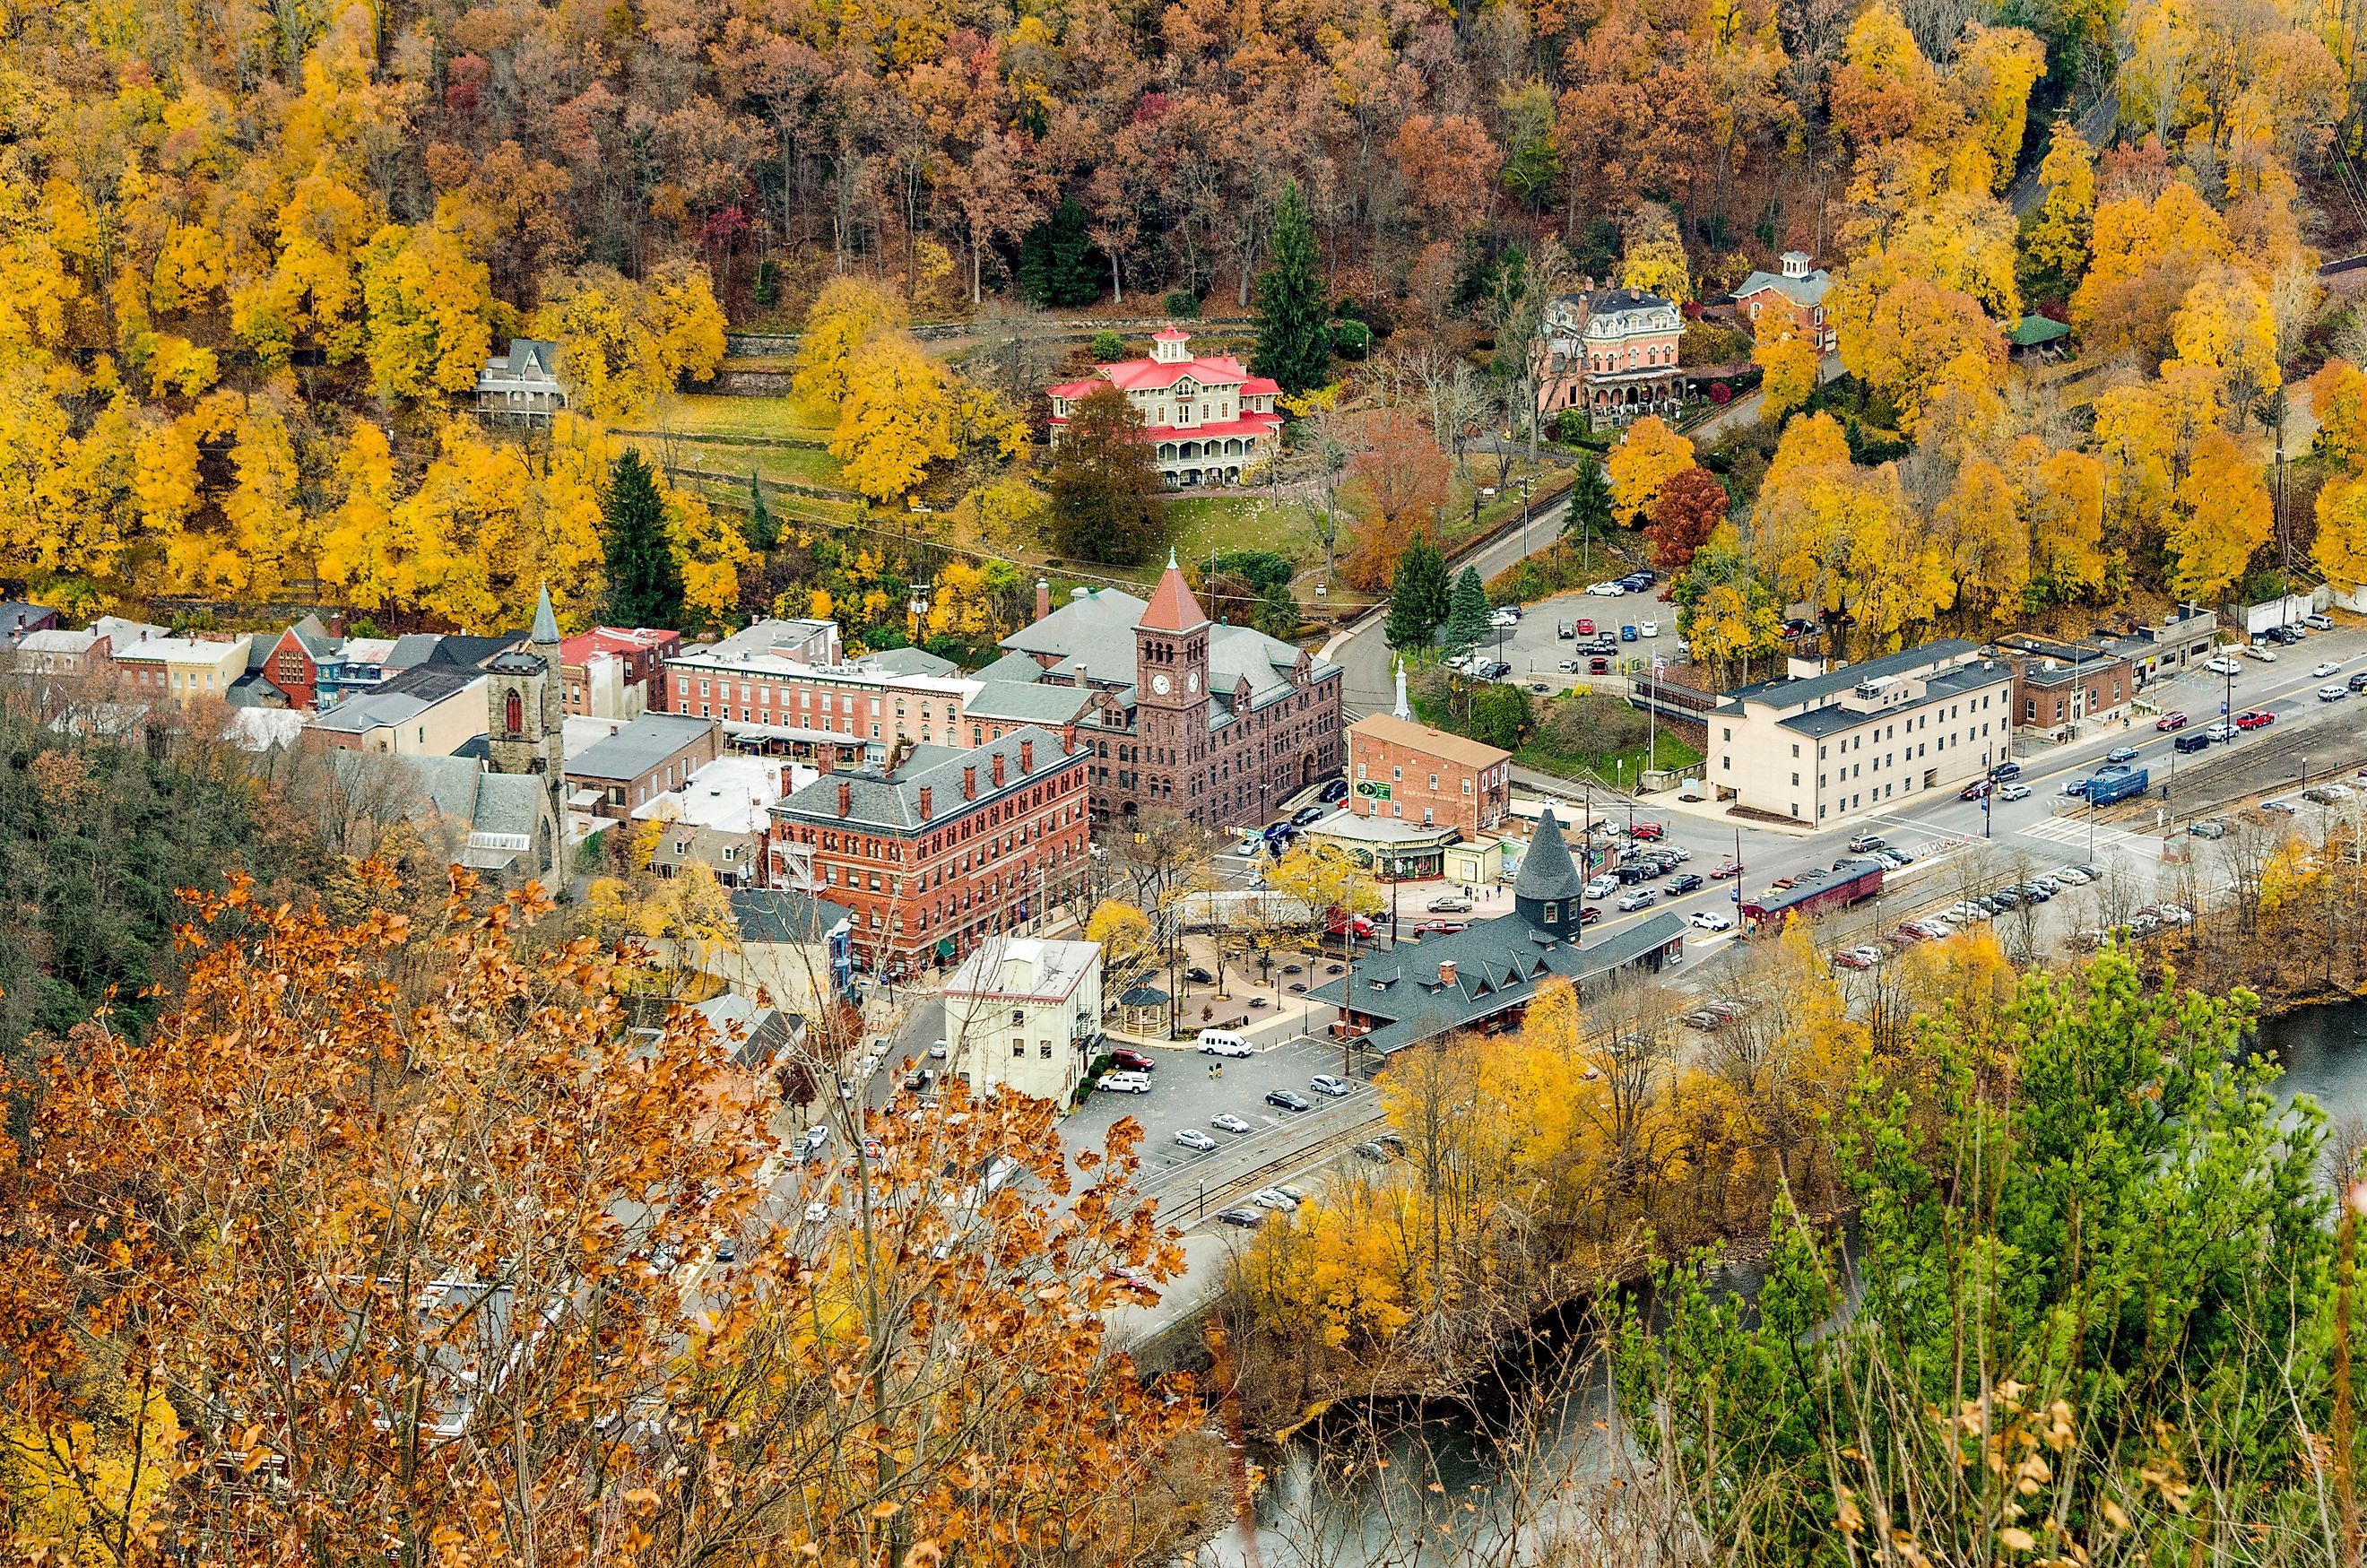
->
[
  {"left": 2106, "top": 745, "right": 2138, "bottom": 764},
  {"left": 1620, "top": 625, "right": 1639, "bottom": 643}
]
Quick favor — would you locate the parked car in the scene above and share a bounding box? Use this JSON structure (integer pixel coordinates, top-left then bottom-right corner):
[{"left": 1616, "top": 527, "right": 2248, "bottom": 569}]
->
[
  {"left": 1175, "top": 1129, "right": 1218, "bottom": 1152},
  {"left": 2323, "top": 684, "right": 2350, "bottom": 701},
  {"left": 1196, "top": 1029, "right": 1253, "bottom": 1057},
  {"left": 1097, "top": 1071, "right": 1153, "bottom": 1095},
  {"left": 2206, "top": 655, "right": 2243, "bottom": 676},
  {"left": 1960, "top": 779, "right": 1993, "bottom": 800},
  {"left": 2243, "top": 644, "right": 2279, "bottom": 662},
  {"left": 1990, "top": 762, "right": 2023, "bottom": 782},
  {"left": 1210, "top": 1112, "right": 1252, "bottom": 1134},
  {"left": 1265, "top": 1089, "right": 1313, "bottom": 1113},
  {"left": 1669, "top": 872, "right": 1704, "bottom": 894},
  {"left": 1577, "top": 618, "right": 1595, "bottom": 635},
  {"left": 1355, "top": 1141, "right": 1392, "bottom": 1161},
  {"left": 1583, "top": 874, "right": 1620, "bottom": 899},
  {"left": 1620, "top": 625, "right": 1639, "bottom": 642},
  {"left": 1251, "top": 1188, "right": 1299, "bottom": 1212},
  {"left": 1319, "top": 778, "right": 1349, "bottom": 803},
  {"left": 1616, "top": 888, "right": 1659, "bottom": 912},
  {"left": 1688, "top": 909, "right": 1735, "bottom": 931},
  {"left": 1107, "top": 1048, "right": 1155, "bottom": 1074},
  {"left": 2106, "top": 746, "right": 2138, "bottom": 764},
  {"left": 1186, "top": 965, "right": 1217, "bottom": 983},
  {"left": 1999, "top": 783, "right": 2031, "bottom": 801},
  {"left": 2261, "top": 797, "right": 2298, "bottom": 814},
  {"left": 1215, "top": 1207, "right": 1264, "bottom": 1228},
  {"left": 1847, "top": 833, "right": 1887, "bottom": 853},
  {"left": 1293, "top": 804, "right": 1326, "bottom": 825},
  {"left": 2189, "top": 819, "right": 2227, "bottom": 839},
  {"left": 2236, "top": 708, "right": 2276, "bottom": 730},
  {"left": 1427, "top": 895, "right": 1473, "bottom": 913},
  {"left": 1629, "top": 822, "right": 1666, "bottom": 841},
  {"left": 1309, "top": 1073, "right": 1351, "bottom": 1097},
  {"left": 2156, "top": 710, "right": 2189, "bottom": 731},
  {"left": 2309, "top": 612, "right": 2337, "bottom": 630},
  {"left": 2051, "top": 865, "right": 2093, "bottom": 885},
  {"left": 1556, "top": 621, "right": 1576, "bottom": 639},
  {"left": 1586, "top": 581, "right": 1625, "bottom": 596},
  {"left": 1642, "top": 619, "right": 1660, "bottom": 637}
]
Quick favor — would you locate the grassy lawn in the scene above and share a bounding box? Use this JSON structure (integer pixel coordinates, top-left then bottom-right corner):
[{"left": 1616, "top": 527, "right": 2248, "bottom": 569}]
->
[
  {"left": 656, "top": 393, "right": 836, "bottom": 442},
  {"left": 1517, "top": 731, "right": 1704, "bottom": 790},
  {"left": 622, "top": 433, "right": 846, "bottom": 491},
  {"left": 1166, "top": 494, "right": 1320, "bottom": 569}
]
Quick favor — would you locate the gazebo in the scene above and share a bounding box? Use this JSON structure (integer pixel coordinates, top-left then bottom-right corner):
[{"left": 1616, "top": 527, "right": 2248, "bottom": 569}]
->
[{"left": 1117, "top": 983, "right": 1171, "bottom": 1035}]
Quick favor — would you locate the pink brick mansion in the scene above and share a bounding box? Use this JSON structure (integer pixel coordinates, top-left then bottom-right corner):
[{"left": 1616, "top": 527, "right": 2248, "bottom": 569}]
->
[{"left": 1046, "top": 329, "right": 1282, "bottom": 488}]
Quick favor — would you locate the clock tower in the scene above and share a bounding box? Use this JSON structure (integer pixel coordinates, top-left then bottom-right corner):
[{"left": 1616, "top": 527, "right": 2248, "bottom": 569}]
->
[{"left": 1134, "top": 550, "right": 1212, "bottom": 822}]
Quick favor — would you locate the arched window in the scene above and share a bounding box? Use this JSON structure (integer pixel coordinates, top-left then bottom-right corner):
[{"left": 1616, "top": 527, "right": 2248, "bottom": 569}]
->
[{"left": 506, "top": 690, "right": 524, "bottom": 734}]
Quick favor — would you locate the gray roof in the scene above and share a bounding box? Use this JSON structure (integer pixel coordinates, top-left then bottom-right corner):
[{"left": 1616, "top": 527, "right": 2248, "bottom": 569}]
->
[
  {"left": 308, "top": 669, "right": 483, "bottom": 734},
  {"left": 1773, "top": 657, "right": 2010, "bottom": 736},
  {"left": 284, "top": 612, "right": 339, "bottom": 659},
  {"left": 997, "top": 584, "right": 1336, "bottom": 727},
  {"left": 964, "top": 681, "right": 1096, "bottom": 724},
  {"left": 567, "top": 714, "right": 715, "bottom": 782},
  {"left": 972, "top": 650, "right": 1049, "bottom": 685},
  {"left": 530, "top": 584, "right": 559, "bottom": 645},
  {"left": 1736, "top": 267, "right": 1832, "bottom": 307},
  {"left": 730, "top": 888, "right": 852, "bottom": 944},
  {"left": 1726, "top": 639, "right": 1985, "bottom": 712},
  {"left": 1307, "top": 908, "right": 1688, "bottom": 1056},
  {"left": 0, "top": 601, "right": 60, "bottom": 635},
  {"left": 776, "top": 727, "right": 1075, "bottom": 833},
  {"left": 474, "top": 774, "right": 551, "bottom": 838},
  {"left": 226, "top": 672, "right": 291, "bottom": 709},
  {"left": 1513, "top": 810, "right": 1583, "bottom": 903},
  {"left": 1000, "top": 587, "right": 1146, "bottom": 685},
  {"left": 499, "top": 339, "right": 561, "bottom": 378},
  {"left": 855, "top": 646, "right": 957, "bottom": 677}
]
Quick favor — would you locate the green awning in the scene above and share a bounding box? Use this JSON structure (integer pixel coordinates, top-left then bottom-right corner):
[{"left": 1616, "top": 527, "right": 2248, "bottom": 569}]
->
[{"left": 936, "top": 938, "right": 957, "bottom": 958}]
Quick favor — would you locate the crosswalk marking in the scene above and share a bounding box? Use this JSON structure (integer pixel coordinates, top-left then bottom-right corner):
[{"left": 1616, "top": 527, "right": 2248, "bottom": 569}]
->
[{"left": 2016, "top": 813, "right": 2164, "bottom": 860}]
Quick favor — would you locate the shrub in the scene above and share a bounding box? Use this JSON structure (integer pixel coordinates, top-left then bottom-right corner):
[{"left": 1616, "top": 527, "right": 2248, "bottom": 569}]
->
[
  {"left": 1541, "top": 690, "right": 1649, "bottom": 757},
  {"left": 1164, "top": 290, "right": 1201, "bottom": 318},
  {"left": 1090, "top": 329, "right": 1126, "bottom": 360}
]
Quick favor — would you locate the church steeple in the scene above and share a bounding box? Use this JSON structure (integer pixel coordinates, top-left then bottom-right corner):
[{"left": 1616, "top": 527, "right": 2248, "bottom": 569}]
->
[{"left": 530, "top": 582, "right": 560, "bottom": 646}]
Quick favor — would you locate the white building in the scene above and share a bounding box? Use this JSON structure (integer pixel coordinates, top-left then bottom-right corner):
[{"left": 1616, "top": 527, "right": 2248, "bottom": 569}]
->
[
  {"left": 1705, "top": 640, "right": 2014, "bottom": 827},
  {"left": 941, "top": 937, "right": 1105, "bottom": 1108},
  {"left": 635, "top": 754, "right": 817, "bottom": 887},
  {"left": 1045, "top": 328, "right": 1284, "bottom": 488}
]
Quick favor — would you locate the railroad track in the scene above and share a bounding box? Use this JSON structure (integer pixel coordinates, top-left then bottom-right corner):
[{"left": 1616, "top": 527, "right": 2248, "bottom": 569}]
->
[{"left": 1149, "top": 1113, "right": 1387, "bottom": 1231}]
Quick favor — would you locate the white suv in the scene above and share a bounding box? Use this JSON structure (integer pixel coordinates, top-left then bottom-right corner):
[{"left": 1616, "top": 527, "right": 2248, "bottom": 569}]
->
[{"left": 1583, "top": 874, "right": 1619, "bottom": 900}]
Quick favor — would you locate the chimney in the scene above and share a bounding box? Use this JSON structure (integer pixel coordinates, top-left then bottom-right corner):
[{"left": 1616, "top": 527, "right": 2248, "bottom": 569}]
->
[
  {"left": 1019, "top": 739, "right": 1034, "bottom": 774},
  {"left": 991, "top": 751, "right": 1006, "bottom": 789},
  {"left": 816, "top": 750, "right": 835, "bottom": 775},
  {"left": 964, "top": 764, "right": 977, "bottom": 800},
  {"left": 780, "top": 763, "right": 795, "bottom": 796},
  {"left": 919, "top": 784, "right": 933, "bottom": 820},
  {"left": 1061, "top": 723, "right": 1078, "bottom": 755},
  {"left": 837, "top": 781, "right": 852, "bottom": 818},
  {"left": 327, "top": 611, "right": 345, "bottom": 638},
  {"left": 1439, "top": 959, "right": 1457, "bottom": 987},
  {"left": 1036, "top": 579, "right": 1051, "bottom": 620}
]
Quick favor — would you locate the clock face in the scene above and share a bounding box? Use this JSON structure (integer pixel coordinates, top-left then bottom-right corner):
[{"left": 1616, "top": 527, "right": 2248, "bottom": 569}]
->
[
  {"left": 1186, "top": 670, "right": 1199, "bottom": 693},
  {"left": 1150, "top": 673, "right": 1172, "bottom": 695}
]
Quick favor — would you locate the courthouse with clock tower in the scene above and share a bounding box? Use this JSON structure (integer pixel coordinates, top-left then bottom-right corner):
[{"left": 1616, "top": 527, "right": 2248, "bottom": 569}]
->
[{"left": 972, "top": 552, "right": 1345, "bottom": 831}]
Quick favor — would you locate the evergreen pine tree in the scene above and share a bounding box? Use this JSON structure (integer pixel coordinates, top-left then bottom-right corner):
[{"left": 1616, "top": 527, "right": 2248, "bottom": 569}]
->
[
  {"left": 1252, "top": 182, "right": 1331, "bottom": 395},
  {"left": 1444, "top": 565, "right": 1492, "bottom": 656},
  {"left": 1019, "top": 199, "right": 1100, "bottom": 308},
  {"left": 603, "top": 450, "right": 685, "bottom": 628},
  {"left": 1564, "top": 456, "right": 1612, "bottom": 563},
  {"left": 1387, "top": 535, "right": 1451, "bottom": 650},
  {"left": 745, "top": 472, "right": 777, "bottom": 552}
]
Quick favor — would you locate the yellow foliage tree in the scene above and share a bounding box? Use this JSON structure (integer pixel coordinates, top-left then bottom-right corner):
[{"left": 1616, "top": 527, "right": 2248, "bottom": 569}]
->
[
  {"left": 795, "top": 274, "right": 909, "bottom": 408},
  {"left": 2010, "top": 438, "right": 2108, "bottom": 599},
  {"left": 2166, "top": 263, "right": 2281, "bottom": 405},
  {"left": 0, "top": 1380, "right": 183, "bottom": 1568},
  {"left": 1604, "top": 415, "right": 1695, "bottom": 526},
  {"left": 320, "top": 420, "right": 401, "bottom": 611},
  {"left": 2313, "top": 472, "right": 2367, "bottom": 593},
  {"left": 2022, "top": 123, "right": 2095, "bottom": 289},
  {"left": 1828, "top": 265, "right": 2006, "bottom": 436},
  {"left": 1949, "top": 25, "right": 2048, "bottom": 192},
  {"left": 532, "top": 261, "right": 728, "bottom": 423},
  {"left": 2308, "top": 358, "right": 2367, "bottom": 470},
  {"left": 1620, "top": 213, "right": 1693, "bottom": 303},
  {"left": 2165, "top": 430, "right": 2270, "bottom": 601},
  {"left": 357, "top": 221, "right": 494, "bottom": 402},
  {"left": 1084, "top": 899, "right": 1158, "bottom": 993},
  {"left": 829, "top": 334, "right": 957, "bottom": 503},
  {"left": 1753, "top": 326, "right": 1817, "bottom": 422},
  {"left": 1934, "top": 456, "right": 2027, "bottom": 624},
  {"left": 664, "top": 481, "right": 754, "bottom": 629}
]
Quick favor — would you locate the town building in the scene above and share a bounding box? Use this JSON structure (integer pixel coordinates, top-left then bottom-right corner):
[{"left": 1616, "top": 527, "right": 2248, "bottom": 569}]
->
[
  {"left": 1732, "top": 252, "right": 1835, "bottom": 351},
  {"left": 698, "top": 888, "right": 854, "bottom": 1018},
  {"left": 9, "top": 626, "right": 108, "bottom": 677},
  {"left": 305, "top": 663, "right": 490, "bottom": 756},
  {"left": 636, "top": 754, "right": 811, "bottom": 886},
  {"left": 565, "top": 713, "right": 724, "bottom": 818},
  {"left": 2126, "top": 605, "right": 2220, "bottom": 682},
  {"left": 475, "top": 338, "right": 568, "bottom": 424},
  {"left": 0, "top": 602, "right": 60, "bottom": 645},
  {"left": 110, "top": 631, "right": 252, "bottom": 706},
  {"left": 1705, "top": 640, "right": 2016, "bottom": 826},
  {"left": 1300, "top": 812, "right": 1459, "bottom": 881},
  {"left": 1348, "top": 715, "right": 1513, "bottom": 840},
  {"left": 941, "top": 937, "right": 1105, "bottom": 1106},
  {"left": 978, "top": 559, "right": 1344, "bottom": 833},
  {"left": 663, "top": 620, "right": 976, "bottom": 762},
  {"left": 1045, "top": 328, "right": 1283, "bottom": 489},
  {"left": 1308, "top": 810, "right": 1686, "bottom": 1061},
  {"left": 561, "top": 626, "right": 681, "bottom": 718},
  {"left": 331, "top": 748, "right": 563, "bottom": 885},
  {"left": 1997, "top": 634, "right": 2134, "bottom": 741},
  {"left": 767, "top": 726, "right": 1092, "bottom": 980},
  {"left": 260, "top": 614, "right": 403, "bottom": 711},
  {"left": 1535, "top": 287, "right": 1684, "bottom": 427},
  {"left": 480, "top": 587, "right": 570, "bottom": 869}
]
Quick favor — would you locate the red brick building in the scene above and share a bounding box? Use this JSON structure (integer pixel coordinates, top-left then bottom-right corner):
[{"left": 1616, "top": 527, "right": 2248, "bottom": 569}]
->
[
  {"left": 767, "top": 725, "right": 1091, "bottom": 979},
  {"left": 1347, "top": 714, "right": 1513, "bottom": 840},
  {"left": 559, "top": 626, "right": 681, "bottom": 718}
]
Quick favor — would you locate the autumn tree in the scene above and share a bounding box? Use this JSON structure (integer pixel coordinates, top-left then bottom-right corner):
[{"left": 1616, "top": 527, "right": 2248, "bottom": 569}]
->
[
  {"left": 828, "top": 334, "right": 958, "bottom": 504},
  {"left": 1045, "top": 385, "right": 1166, "bottom": 566},
  {"left": 1645, "top": 467, "right": 1730, "bottom": 571},
  {"left": 1754, "top": 325, "right": 1818, "bottom": 423},
  {"left": 2019, "top": 123, "right": 2095, "bottom": 303},
  {"left": 357, "top": 221, "right": 494, "bottom": 403},
  {"left": 1605, "top": 416, "right": 1697, "bottom": 526},
  {"left": 794, "top": 275, "right": 909, "bottom": 408},
  {"left": 2165, "top": 430, "right": 2271, "bottom": 600}
]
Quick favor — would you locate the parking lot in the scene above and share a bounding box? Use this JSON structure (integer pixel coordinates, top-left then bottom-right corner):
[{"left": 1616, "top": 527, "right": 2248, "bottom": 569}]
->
[{"left": 1468, "top": 577, "right": 1682, "bottom": 689}]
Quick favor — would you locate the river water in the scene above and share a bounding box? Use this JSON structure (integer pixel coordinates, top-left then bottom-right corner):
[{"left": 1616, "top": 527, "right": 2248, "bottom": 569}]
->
[{"left": 1200, "top": 999, "right": 2367, "bottom": 1568}]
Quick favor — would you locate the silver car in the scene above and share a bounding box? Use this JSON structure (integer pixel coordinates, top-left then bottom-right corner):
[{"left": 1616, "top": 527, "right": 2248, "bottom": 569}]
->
[{"left": 1174, "top": 1129, "right": 1218, "bottom": 1152}]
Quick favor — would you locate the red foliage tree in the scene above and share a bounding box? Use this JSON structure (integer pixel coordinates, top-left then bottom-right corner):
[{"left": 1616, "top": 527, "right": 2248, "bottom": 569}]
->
[{"left": 1645, "top": 466, "right": 1730, "bottom": 571}]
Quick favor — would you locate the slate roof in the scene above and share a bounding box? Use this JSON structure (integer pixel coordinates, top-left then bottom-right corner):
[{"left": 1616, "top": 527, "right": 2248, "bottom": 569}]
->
[
  {"left": 964, "top": 681, "right": 1097, "bottom": 724},
  {"left": 775, "top": 727, "right": 1077, "bottom": 833},
  {"left": 283, "top": 612, "right": 340, "bottom": 659},
  {"left": 225, "top": 672, "right": 291, "bottom": 709},
  {"left": 1721, "top": 639, "right": 1985, "bottom": 713},
  {"left": 475, "top": 774, "right": 551, "bottom": 838},
  {"left": 567, "top": 714, "right": 717, "bottom": 781},
  {"left": 530, "top": 584, "right": 560, "bottom": 644},
  {"left": 1306, "top": 908, "right": 1687, "bottom": 1056},
  {"left": 1513, "top": 810, "right": 1584, "bottom": 903},
  {"left": 855, "top": 646, "right": 958, "bottom": 677},
  {"left": 731, "top": 888, "right": 853, "bottom": 945},
  {"left": 971, "top": 649, "right": 1048, "bottom": 685},
  {"left": 308, "top": 668, "right": 484, "bottom": 734},
  {"left": 1735, "top": 266, "right": 1832, "bottom": 307}
]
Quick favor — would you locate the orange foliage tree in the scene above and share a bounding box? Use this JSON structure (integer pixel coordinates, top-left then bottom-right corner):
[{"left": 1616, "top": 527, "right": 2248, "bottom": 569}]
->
[{"left": 0, "top": 872, "right": 1203, "bottom": 1565}]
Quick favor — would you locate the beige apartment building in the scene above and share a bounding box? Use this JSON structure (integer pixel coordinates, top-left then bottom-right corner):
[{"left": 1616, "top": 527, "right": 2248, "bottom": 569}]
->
[
  {"left": 112, "top": 632, "right": 252, "bottom": 706},
  {"left": 1705, "top": 640, "right": 2014, "bottom": 827}
]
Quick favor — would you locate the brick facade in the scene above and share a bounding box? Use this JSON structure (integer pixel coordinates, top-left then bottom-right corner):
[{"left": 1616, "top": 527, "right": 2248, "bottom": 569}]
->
[
  {"left": 767, "top": 727, "right": 1092, "bottom": 979},
  {"left": 1346, "top": 715, "right": 1513, "bottom": 840}
]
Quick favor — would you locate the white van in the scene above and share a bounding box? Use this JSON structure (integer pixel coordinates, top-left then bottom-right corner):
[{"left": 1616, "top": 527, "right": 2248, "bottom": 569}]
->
[{"left": 1196, "top": 1029, "right": 1254, "bottom": 1058}]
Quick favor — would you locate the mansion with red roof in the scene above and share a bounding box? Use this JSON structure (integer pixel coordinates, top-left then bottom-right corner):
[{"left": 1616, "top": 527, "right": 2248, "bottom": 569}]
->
[{"left": 1046, "top": 328, "right": 1283, "bottom": 488}]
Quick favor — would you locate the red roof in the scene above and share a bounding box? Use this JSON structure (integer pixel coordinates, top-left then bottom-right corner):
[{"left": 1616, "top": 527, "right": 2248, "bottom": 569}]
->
[
  {"left": 1239, "top": 376, "right": 1281, "bottom": 395},
  {"left": 1140, "top": 554, "right": 1210, "bottom": 634},
  {"left": 1046, "top": 378, "right": 1102, "bottom": 400},
  {"left": 559, "top": 626, "right": 679, "bottom": 664},
  {"left": 1153, "top": 327, "right": 1190, "bottom": 341},
  {"left": 1102, "top": 354, "right": 1256, "bottom": 393}
]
